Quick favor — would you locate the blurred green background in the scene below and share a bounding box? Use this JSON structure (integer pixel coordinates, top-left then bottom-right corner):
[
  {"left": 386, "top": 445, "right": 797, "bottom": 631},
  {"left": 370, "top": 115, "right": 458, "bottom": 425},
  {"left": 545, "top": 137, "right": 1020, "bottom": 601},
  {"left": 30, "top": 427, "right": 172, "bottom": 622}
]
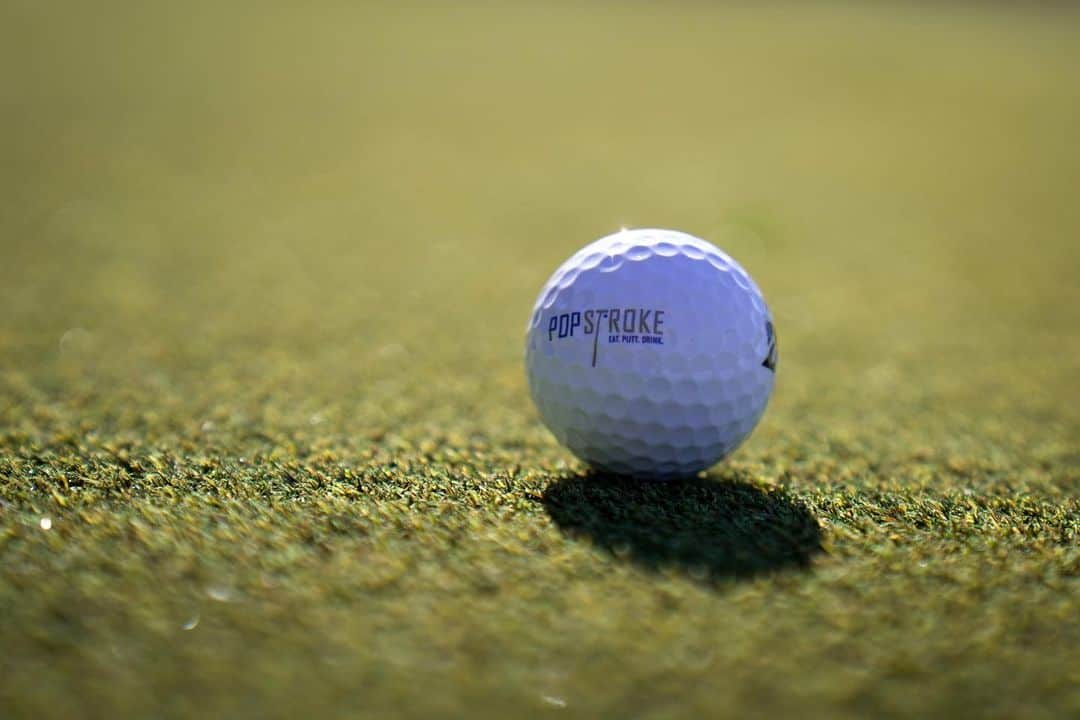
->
[{"left": 1, "top": 2, "right": 1077, "bottom": 718}]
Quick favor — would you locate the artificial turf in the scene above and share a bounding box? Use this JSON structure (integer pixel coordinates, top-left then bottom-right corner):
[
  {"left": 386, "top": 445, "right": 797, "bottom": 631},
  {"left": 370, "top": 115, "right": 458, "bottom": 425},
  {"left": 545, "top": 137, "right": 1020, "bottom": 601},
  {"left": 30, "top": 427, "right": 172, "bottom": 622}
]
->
[{"left": 1, "top": 1, "right": 1078, "bottom": 718}]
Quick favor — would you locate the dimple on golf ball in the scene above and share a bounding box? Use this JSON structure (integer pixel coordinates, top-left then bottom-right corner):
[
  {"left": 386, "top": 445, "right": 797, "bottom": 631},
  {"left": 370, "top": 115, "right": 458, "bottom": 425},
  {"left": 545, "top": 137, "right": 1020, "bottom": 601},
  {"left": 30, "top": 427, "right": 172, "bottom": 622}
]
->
[{"left": 524, "top": 228, "right": 777, "bottom": 479}]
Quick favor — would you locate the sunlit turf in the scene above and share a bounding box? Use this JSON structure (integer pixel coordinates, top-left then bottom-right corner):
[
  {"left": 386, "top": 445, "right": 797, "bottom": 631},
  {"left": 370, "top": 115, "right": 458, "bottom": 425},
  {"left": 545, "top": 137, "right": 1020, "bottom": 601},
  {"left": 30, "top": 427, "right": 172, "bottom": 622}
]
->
[{"left": 1, "top": 1, "right": 1078, "bottom": 718}]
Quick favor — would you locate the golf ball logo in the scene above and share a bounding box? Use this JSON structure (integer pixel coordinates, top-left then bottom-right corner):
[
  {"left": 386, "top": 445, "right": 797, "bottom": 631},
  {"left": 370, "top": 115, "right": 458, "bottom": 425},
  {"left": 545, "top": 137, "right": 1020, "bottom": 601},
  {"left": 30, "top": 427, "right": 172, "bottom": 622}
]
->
[
  {"left": 763, "top": 320, "right": 778, "bottom": 372},
  {"left": 546, "top": 307, "right": 666, "bottom": 367}
]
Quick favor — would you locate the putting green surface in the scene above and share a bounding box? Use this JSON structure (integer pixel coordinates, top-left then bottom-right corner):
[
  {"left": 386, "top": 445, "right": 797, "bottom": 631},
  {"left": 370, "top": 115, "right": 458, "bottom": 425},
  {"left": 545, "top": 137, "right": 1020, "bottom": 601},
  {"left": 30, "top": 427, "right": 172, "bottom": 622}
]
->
[{"left": 1, "top": 2, "right": 1078, "bottom": 717}]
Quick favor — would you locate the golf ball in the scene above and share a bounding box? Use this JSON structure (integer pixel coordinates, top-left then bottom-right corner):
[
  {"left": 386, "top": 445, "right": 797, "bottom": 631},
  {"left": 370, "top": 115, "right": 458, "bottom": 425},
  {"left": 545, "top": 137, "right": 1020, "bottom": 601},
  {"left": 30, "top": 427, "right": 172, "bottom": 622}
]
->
[{"left": 525, "top": 228, "right": 777, "bottom": 479}]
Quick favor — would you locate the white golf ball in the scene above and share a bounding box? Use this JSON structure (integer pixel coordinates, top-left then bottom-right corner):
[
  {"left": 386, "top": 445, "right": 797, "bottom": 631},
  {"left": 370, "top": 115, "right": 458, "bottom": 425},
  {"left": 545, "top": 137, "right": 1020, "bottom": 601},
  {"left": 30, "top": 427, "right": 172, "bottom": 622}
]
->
[{"left": 525, "top": 228, "right": 777, "bottom": 479}]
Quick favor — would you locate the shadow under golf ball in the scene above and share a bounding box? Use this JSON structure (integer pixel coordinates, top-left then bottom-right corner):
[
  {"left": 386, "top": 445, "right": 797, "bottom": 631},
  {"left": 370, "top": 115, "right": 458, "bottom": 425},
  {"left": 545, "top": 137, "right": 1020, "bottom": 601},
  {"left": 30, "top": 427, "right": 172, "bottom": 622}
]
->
[{"left": 542, "top": 473, "right": 823, "bottom": 584}]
